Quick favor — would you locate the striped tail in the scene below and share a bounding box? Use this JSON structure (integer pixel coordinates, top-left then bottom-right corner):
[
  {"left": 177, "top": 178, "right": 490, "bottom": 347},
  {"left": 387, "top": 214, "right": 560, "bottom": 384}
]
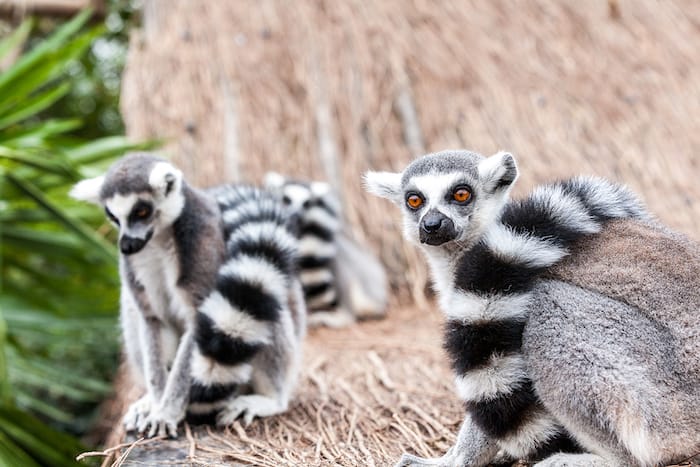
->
[
  {"left": 188, "top": 186, "right": 301, "bottom": 422},
  {"left": 444, "top": 176, "right": 648, "bottom": 459}
]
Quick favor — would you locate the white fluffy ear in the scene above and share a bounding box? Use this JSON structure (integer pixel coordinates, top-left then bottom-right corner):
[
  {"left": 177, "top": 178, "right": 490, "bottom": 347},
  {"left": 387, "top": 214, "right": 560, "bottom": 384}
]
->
[
  {"left": 363, "top": 171, "right": 402, "bottom": 201},
  {"left": 69, "top": 175, "right": 105, "bottom": 205},
  {"left": 478, "top": 151, "right": 518, "bottom": 193},
  {"left": 264, "top": 172, "right": 286, "bottom": 190},
  {"left": 310, "top": 181, "right": 331, "bottom": 198},
  {"left": 311, "top": 181, "right": 341, "bottom": 213},
  {"left": 149, "top": 161, "right": 182, "bottom": 197}
]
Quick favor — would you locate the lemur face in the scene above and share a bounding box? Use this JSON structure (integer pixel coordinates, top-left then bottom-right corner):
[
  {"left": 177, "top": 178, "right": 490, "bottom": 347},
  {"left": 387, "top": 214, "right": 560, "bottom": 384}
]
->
[
  {"left": 401, "top": 171, "right": 476, "bottom": 246},
  {"left": 70, "top": 153, "right": 185, "bottom": 255},
  {"left": 365, "top": 150, "right": 518, "bottom": 249},
  {"left": 264, "top": 173, "right": 341, "bottom": 232}
]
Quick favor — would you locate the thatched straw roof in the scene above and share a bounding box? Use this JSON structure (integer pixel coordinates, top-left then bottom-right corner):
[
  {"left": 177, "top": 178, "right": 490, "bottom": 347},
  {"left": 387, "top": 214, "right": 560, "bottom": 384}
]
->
[
  {"left": 121, "top": 0, "right": 700, "bottom": 299},
  {"left": 88, "top": 1, "right": 700, "bottom": 465}
]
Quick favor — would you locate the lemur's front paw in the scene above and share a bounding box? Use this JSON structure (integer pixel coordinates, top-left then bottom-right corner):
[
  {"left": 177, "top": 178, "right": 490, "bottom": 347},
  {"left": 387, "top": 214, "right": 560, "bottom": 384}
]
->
[
  {"left": 217, "top": 394, "right": 285, "bottom": 427},
  {"left": 136, "top": 405, "right": 184, "bottom": 438},
  {"left": 123, "top": 395, "right": 153, "bottom": 432},
  {"left": 394, "top": 452, "right": 453, "bottom": 467}
]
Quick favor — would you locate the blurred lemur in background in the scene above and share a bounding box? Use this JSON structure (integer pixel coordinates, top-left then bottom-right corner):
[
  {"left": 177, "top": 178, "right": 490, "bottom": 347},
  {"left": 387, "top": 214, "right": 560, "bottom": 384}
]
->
[
  {"left": 265, "top": 172, "right": 387, "bottom": 328},
  {"left": 365, "top": 150, "right": 700, "bottom": 467},
  {"left": 71, "top": 153, "right": 306, "bottom": 437}
]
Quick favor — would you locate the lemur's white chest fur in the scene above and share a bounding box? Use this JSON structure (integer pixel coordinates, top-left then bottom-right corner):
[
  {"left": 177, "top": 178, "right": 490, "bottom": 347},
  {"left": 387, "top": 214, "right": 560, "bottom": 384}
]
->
[
  {"left": 129, "top": 234, "right": 191, "bottom": 326},
  {"left": 423, "top": 249, "right": 457, "bottom": 311}
]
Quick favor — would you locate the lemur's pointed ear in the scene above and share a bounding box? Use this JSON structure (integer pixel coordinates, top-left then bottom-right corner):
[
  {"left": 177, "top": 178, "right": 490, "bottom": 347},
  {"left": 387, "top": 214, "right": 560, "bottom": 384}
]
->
[
  {"left": 149, "top": 161, "right": 182, "bottom": 197},
  {"left": 311, "top": 181, "right": 342, "bottom": 213},
  {"left": 70, "top": 175, "right": 105, "bottom": 205},
  {"left": 310, "top": 181, "right": 331, "bottom": 197},
  {"left": 478, "top": 151, "right": 518, "bottom": 193},
  {"left": 264, "top": 172, "right": 286, "bottom": 190},
  {"left": 363, "top": 171, "right": 402, "bottom": 202}
]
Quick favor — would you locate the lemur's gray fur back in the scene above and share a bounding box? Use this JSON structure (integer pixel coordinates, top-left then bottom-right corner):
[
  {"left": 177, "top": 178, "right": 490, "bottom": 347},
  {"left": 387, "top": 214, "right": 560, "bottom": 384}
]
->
[
  {"left": 530, "top": 219, "right": 700, "bottom": 464},
  {"left": 365, "top": 149, "right": 700, "bottom": 467},
  {"left": 71, "top": 153, "right": 306, "bottom": 436}
]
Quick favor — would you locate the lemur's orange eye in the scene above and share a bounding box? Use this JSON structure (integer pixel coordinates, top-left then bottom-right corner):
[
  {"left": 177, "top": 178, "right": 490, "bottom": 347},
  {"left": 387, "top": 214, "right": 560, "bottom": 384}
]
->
[
  {"left": 453, "top": 188, "right": 471, "bottom": 203},
  {"left": 131, "top": 202, "right": 152, "bottom": 220},
  {"left": 407, "top": 194, "right": 423, "bottom": 209}
]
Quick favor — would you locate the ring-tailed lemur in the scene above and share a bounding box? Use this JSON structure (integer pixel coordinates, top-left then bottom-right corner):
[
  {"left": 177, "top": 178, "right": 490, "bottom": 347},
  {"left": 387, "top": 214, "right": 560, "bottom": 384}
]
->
[
  {"left": 265, "top": 172, "right": 387, "bottom": 328},
  {"left": 365, "top": 150, "right": 700, "bottom": 467},
  {"left": 70, "top": 153, "right": 305, "bottom": 437}
]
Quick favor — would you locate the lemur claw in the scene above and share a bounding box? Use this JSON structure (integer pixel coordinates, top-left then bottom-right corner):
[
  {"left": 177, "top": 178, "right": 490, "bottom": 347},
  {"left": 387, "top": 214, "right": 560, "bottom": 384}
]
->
[
  {"left": 137, "top": 406, "right": 182, "bottom": 439},
  {"left": 123, "top": 395, "right": 152, "bottom": 432}
]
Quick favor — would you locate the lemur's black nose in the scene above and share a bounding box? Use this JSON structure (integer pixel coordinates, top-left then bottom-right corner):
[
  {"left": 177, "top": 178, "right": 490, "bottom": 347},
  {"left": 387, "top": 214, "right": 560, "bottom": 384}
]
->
[
  {"left": 422, "top": 213, "right": 444, "bottom": 233},
  {"left": 120, "top": 235, "right": 146, "bottom": 255},
  {"left": 420, "top": 210, "right": 457, "bottom": 246}
]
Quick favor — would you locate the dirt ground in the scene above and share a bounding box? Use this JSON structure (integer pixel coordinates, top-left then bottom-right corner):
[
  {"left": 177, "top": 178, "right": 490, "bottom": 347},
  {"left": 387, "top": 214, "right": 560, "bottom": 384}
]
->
[
  {"left": 90, "top": 306, "right": 466, "bottom": 466},
  {"left": 88, "top": 302, "right": 699, "bottom": 466},
  {"left": 85, "top": 1, "right": 700, "bottom": 466}
]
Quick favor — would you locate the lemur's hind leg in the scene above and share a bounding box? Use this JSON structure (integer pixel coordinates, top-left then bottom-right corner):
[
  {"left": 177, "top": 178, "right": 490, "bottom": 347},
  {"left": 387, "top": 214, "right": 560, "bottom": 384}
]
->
[
  {"left": 216, "top": 351, "right": 295, "bottom": 427},
  {"left": 217, "top": 315, "right": 302, "bottom": 427}
]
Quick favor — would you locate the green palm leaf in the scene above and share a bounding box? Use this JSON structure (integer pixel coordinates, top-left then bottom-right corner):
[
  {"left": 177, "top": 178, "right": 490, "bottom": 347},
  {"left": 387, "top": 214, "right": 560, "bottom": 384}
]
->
[
  {"left": 5, "top": 174, "right": 117, "bottom": 261},
  {"left": 0, "top": 146, "right": 74, "bottom": 175},
  {"left": 0, "top": 19, "right": 32, "bottom": 62},
  {"left": 0, "top": 311, "right": 10, "bottom": 405},
  {"left": 0, "top": 9, "right": 159, "bottom": 467},
  {"left": 2, "top": 119, "right": 83, "bottom": 146},
  {"left": 0, "top": 10, "right": 90, "bottom": 90},
  {"left": 0, "top": 82, "right": 71, "bottom": 130}
]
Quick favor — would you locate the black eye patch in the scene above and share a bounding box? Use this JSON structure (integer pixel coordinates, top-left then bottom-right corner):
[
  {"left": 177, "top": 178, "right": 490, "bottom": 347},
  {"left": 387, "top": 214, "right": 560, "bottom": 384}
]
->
[
  {"left": 129, "top": 201, "right": 153, "bottom": 223},
  {"left": 105, "top": 207, "right": 120, "bottom": 226}
]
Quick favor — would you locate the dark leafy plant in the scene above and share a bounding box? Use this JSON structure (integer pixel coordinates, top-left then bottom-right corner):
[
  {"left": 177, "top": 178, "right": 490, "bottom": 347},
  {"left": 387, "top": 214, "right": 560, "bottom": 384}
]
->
[
  {"left": 32, "top": 0, "right": 143, "bottom": 138},
  {"left": 0, "top": 10, "right": 156, "bottom": 466}
]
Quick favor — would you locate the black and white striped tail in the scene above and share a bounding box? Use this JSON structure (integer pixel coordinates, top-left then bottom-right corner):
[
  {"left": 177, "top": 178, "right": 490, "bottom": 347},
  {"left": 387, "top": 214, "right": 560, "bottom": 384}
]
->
[
  {"left": 188, "top": 186, "right": 300, "bottom": 422},
  {"left": 445, "top": 176, "right": 648, "bottom": 459},
  {"left": 295, "top": 194, "right": 342, "bottom": 314}
]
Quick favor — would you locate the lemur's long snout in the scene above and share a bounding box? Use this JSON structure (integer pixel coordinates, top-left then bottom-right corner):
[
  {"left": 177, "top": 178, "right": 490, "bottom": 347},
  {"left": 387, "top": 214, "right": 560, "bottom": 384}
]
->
[
  {"left": 120, "top": 232, "right": 152, "bottom": 255},
  {"left": 419, "top": 209, "right": 457, "bottom": 246}
]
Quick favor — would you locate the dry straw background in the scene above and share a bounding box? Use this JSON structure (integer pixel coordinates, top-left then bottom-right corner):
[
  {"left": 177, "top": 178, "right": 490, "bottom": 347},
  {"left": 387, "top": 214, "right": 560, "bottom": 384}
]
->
[{"left": 93, "top": 1, "right": 700, "bottom": 465}]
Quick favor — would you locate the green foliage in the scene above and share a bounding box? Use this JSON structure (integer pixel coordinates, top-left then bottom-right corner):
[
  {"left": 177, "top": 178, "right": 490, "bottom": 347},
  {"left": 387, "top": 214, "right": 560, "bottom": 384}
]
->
[
  {"left": 0, "top": 10, "right": 156, "bottom": 466},
  {"left": 32, "top": 0, "right": 142, "bottom": 138}
]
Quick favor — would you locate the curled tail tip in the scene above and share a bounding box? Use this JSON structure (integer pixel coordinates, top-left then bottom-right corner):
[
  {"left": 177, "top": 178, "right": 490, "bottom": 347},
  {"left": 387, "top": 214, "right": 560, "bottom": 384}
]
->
[{"left": 558, "top": 175, "right": 650, "bottom": 221}]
